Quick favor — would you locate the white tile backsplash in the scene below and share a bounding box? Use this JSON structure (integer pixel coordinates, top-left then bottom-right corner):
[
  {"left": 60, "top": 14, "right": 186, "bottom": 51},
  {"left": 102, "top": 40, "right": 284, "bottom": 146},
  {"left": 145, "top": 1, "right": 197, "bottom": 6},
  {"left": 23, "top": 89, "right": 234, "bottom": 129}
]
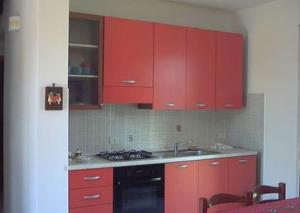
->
[{"left": 69, "top": 94, "right": 264, "bottom": 160}]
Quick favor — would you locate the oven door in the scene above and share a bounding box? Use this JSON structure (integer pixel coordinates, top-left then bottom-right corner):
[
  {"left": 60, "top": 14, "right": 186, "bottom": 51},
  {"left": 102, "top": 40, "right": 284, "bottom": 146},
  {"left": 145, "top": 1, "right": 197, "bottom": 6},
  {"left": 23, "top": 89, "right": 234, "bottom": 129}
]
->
[{"left": 114, "top": 178, "right": 164, "bottom": 213}]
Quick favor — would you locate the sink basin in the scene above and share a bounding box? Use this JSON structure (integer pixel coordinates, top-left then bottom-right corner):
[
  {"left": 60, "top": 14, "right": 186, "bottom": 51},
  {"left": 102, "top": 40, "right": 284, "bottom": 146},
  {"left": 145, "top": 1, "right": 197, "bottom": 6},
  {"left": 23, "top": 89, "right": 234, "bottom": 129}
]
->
[{"left": 153, "top": 149, "right": 219, "bottom": 158}]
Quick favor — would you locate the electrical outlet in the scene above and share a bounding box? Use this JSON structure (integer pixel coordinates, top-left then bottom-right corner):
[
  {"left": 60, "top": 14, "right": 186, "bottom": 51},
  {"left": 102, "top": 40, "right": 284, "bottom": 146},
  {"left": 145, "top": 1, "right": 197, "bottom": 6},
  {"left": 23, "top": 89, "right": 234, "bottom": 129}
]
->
[
  {"left": 176, "top": 125, "right": 182, "bottom": 132},
  {"left": 128, "top": 135, "right": 134, "bottom": 143},
  {"left": 9, "top": 16, "right": 21, "bottom": 31}
]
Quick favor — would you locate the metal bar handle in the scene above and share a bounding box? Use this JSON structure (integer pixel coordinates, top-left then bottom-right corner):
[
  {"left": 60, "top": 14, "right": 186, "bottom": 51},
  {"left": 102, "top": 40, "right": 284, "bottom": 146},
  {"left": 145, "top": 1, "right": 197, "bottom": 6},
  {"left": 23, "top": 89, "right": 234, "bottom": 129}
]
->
[
  {"left": 209, "top": 162, "right": 220, "bottom": 166},
  {"left": 83, "top": 194, "right": 101, "bottom": 200},
  {"left": 196, "top": 103, "right": 207, "bottom": 107},
  {"left": 165, "top": 103, "right": 175, "bottom": 107},
  {"left": 84, "top": 176, "right": 101, "bottom": 181},
  {"left": 178, "top": 165, "right": 189, "bottom": 169},
  {"left": 239, "top": 159, "right": 249, "bottom": 164},
  {"left": 224, "top": 104, "right": 233, "bottom": 108},
  {"left": 117, "top": 177, "right": 162, "bottom": 186},
  {"left": 122, "top": 80, "right": 136, "bottom": 84}
]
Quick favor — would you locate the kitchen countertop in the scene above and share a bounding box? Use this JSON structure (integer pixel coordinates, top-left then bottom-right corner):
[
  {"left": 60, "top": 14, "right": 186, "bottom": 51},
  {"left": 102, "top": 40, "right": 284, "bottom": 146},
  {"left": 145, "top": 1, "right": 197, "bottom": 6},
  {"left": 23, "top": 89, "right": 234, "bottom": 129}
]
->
[{"left": 68, "top": 148, "right": 257, "bottom": 171}]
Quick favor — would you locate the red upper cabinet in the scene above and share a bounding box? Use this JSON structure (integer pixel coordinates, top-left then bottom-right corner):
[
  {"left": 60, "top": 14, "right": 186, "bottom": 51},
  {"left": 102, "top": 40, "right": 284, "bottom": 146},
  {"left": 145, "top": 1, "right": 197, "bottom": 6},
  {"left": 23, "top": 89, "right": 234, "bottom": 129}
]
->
[
  {"left": 154, "top": 24, "right": 186, "bottom": 110},
  {"left": 229, "top": 156, "right": 256, "bottom": 196},
  {"left": 216, "top": 32, "right": 244, "bottom": 110},
  {"left": 165, "top": 161, "right": 198, "bottom": 213},
  {"left": 104, "top": 17, "right": 154, "bottom": 87},
  {"left": 186, "top": 29, "right": 216, "bottom": 110}
]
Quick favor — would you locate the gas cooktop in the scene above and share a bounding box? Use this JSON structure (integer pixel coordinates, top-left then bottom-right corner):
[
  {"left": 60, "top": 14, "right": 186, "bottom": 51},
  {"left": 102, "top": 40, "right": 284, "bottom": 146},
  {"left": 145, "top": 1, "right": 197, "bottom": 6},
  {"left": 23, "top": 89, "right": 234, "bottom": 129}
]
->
[{"left": 96, "top": 150, "right": 152, "bottom": 161}]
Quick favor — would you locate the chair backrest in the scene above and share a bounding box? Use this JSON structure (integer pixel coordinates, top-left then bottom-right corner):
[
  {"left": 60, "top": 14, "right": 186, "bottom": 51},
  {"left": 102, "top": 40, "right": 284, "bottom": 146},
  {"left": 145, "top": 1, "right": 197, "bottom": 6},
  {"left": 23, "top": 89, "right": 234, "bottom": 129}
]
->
[
  {"left": 251, "top": 182, "right": 286, "bottom": 204},
  {"left": 199, "top": 193, "right": 253, "bottom": 213}
]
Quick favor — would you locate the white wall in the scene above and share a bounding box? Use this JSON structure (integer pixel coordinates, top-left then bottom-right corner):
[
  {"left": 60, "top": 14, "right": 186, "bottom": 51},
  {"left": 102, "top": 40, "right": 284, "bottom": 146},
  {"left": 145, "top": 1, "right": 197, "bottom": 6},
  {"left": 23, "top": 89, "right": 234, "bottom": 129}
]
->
[
  {"left": 233, "top": 0, "right": 299, "bottom": 197},
  {"left": 4, "top": 0, "right": 69, "bottom": 212},
  {"left": 37, "top": 0, "right": 69, "bottom": 212},
  {"left": 70, "top": 0, "right": 235, "bottom": 32}
]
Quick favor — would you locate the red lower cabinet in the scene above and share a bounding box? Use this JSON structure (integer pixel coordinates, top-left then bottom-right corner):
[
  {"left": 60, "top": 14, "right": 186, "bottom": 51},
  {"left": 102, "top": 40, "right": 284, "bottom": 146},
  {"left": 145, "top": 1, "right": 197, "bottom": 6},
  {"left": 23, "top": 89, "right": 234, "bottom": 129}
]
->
[
  {"left": 165, "top": 161, "right": 198, "bottom": 213},
  {"left": 229, "top": 156, "right": 257, "bottom": 195},
  {"left": 69, "top": 168, "right": 113, "bottom": 189},
  {"left": 198, "top": 159, "right": 229, "bottom": 213},
  {"left": 69, "top": 187, "right": 113, "bottom": 209},
  {"left": 69, "top": 168, "right": 113, "bottom": 213},
  {"left": 69, "top": 204, "right": 112, "bottom": 213}
]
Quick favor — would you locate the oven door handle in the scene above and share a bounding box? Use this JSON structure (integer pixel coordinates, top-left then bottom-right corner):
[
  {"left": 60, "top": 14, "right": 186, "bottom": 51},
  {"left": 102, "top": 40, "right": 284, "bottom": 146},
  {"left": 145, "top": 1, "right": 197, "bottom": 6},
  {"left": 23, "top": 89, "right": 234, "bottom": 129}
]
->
[{"left": 117, "top": 177, "right": 162, "bottom": 185}]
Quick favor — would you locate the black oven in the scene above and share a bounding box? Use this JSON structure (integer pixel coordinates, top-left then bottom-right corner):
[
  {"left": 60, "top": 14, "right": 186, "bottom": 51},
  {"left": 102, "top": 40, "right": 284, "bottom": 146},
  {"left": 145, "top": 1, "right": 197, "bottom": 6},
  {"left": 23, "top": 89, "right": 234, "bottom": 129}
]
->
[{"left": 114, "top": 164, "right": 164, "bottom": 213}]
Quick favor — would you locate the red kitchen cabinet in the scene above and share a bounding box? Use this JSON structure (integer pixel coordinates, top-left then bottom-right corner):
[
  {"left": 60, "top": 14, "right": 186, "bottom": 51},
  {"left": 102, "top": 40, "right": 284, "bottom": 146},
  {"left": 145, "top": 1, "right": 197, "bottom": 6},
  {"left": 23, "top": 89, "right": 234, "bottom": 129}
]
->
[
  {"left": 104, "top": 17, "right": 153, "bottom": 87},
  {"left": 154, "top": 24, "right": 186, "bottom": 110},
  {"left": 69, "top": 187, "right": 113, "bottom": 208},
  {"left": 165, "top": 161, "right": 198, "bottom": 213},
  {"left": 216, "top": 32, "right": 244, "bottom": 109},
  {"left": 229, "top": 156, "right": 256, "bottom": 195},
  {"left": 103, "top": 87, "right": 153, "bottom": 104},
  {"left": 69, "top": 168, "right": 113, "bottom": 189},
  {"left": 69, "top": 204, "right": 112, "bottom": 213},
  {"left": 198, "top": 159, "right": 229, "bottom": 213},
  {"left": 69, "top": 168, "right": 113, "bottom": 213},
  {"left": 186, "top": 28, "right": 216, "bottom": 110},
  {"left": 104, "top": 17, "right": 154, "bottom": 104}
]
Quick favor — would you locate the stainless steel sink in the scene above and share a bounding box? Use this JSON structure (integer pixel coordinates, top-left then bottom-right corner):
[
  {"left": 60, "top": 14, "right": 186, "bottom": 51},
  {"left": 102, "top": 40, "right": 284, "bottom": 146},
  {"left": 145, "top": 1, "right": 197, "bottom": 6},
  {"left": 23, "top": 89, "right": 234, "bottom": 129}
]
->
[{"left": 153, "top": 149, "right": 219, "bottom": 158}]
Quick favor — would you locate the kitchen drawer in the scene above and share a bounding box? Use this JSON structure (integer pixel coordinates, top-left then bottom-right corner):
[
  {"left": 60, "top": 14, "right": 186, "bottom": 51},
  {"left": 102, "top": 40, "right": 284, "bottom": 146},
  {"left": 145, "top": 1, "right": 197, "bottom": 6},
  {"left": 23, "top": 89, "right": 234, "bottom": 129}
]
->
[
  {"left": 69, "top": 204, "right": 112, "bottom": 213},
  {"left": 69, "top": 187, "right": 113, "bottom": 209},
  {"left": 69, "top": 168, "right": 113, "bottom": 189}
]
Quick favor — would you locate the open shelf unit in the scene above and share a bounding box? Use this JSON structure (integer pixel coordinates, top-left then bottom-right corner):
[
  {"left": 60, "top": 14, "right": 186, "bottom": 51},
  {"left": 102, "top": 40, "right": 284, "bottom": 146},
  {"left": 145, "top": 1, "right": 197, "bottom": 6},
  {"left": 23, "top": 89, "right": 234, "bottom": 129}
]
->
[{"left": 68, "top": 12, "right": 103, "bottom": 110}]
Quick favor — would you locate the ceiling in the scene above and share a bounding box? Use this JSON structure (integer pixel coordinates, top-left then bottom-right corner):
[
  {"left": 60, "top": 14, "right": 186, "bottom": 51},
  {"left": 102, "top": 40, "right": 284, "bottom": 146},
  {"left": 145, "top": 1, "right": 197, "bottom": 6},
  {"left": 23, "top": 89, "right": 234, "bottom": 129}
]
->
[{"left": 165, "top": 0, "right": 275, "bottom": 11}]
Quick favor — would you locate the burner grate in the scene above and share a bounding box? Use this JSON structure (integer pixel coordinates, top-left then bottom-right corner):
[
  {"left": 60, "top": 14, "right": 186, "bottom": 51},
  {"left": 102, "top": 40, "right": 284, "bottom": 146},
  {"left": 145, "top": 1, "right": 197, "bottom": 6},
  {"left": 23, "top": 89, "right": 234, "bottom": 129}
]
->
[{"left": 97, "top": 150, "right": 152, "bottom": 161}]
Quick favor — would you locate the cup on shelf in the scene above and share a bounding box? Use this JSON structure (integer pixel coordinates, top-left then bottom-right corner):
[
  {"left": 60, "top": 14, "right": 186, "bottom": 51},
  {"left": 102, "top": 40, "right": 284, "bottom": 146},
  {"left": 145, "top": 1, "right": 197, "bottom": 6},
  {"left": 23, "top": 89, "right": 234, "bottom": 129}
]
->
[
  {"left": 81, "top": 62, "right": 92, "bottom": 75},
  {"left": 71, "top": 66, "right": 82, "bottom": 75}
]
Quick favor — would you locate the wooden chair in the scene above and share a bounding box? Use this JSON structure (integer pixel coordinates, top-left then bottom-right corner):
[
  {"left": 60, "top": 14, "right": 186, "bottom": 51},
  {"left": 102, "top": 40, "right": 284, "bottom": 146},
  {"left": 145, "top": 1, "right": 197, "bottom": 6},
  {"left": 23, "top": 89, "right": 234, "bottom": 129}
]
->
[
  {"left": 199, "top": 193, "right": 253, "bottom": 213},
  {"left": 250, "top": 182, "right": 286, "bottom": 204}
]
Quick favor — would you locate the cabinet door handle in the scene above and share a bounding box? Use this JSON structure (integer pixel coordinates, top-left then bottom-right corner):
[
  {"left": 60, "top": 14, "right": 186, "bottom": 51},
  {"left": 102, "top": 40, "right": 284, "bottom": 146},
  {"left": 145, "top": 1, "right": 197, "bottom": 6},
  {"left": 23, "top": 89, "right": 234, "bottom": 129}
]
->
[
  {"left": 83, "top": 176, "right": 101, "bottom": 181},
  {"left": 83, "top": 194, "right": 101, "bottom": 200},
  {"left": 209, "top": 162, "right": 220, "bottom": 166},
  {"left": 122, "top": 80, "right": 136, "bottom": 84},
  {"left": 224, "top": 104, "right": 233, "bottom": 108},
  {"left": 195, "top": 103, "right": 207, "bottom": 107},
  {"left": 177, "top": 165, "right": 189, "bottom": 169},
  {"left": 239, "top": 159, "right": 249, "bottom": 164},
  {"left": 165, "top": 103, "right": 175, "bottom": 107}
]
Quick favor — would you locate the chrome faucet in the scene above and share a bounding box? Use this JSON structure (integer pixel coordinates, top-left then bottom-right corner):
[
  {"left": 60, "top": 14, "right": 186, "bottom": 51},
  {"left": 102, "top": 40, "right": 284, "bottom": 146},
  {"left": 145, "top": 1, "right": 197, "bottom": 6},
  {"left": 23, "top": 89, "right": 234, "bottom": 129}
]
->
[{"left": 174, "top": 142, "right": 184, "bottom": 155}]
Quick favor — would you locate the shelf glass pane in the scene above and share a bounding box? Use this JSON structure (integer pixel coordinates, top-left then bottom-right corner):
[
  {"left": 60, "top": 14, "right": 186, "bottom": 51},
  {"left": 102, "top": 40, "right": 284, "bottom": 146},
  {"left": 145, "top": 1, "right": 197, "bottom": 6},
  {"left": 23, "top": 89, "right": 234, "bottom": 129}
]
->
[
  {"left": 69, "top": 18, "right": 99, "bottom": 45},
  {"left": 69, "top": 78, "right": 99, "bottom": 106}
]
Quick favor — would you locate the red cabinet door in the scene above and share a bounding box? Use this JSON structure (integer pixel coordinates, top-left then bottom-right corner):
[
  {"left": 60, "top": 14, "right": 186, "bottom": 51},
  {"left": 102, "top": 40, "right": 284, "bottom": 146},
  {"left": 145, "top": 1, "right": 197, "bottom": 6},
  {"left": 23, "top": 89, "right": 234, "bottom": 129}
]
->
[
  {"left": 198, "top": 158, "right": 229, "bottom": 198},
  {"left": 154, "top": 24, "right": 186, "bottom": 110},
  {"left": 216, "top": 32, "right": 244, "bottom": 109},
  {"left": 186, "top": 28, "right": 216, "bottom": 110},
  {"left": 198, "top": 159, "right": 229, "bottom": 213},
  {"left": 165, "top": 161, "right": 198, "bottom": 213},
  {"left": 229, "top": 156, "right": 256, "bottom": 195},
  {"left": 104, "top": 17, "right": 154, "bottom": 87}
]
